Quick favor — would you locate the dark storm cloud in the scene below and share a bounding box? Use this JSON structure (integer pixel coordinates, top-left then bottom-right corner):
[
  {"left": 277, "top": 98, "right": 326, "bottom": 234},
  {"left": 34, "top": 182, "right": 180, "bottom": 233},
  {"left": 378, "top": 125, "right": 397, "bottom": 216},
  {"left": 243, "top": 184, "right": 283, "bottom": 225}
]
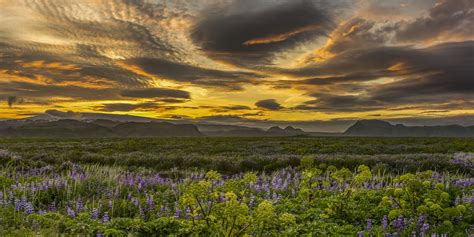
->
[
  {"left": 97, "top": 102, "right": 162, "bottom": 112},
  {"left": 126, "top": 58, "right": 262, "bottom": 90},
  {"left": 395, "top": 0, "right": 474, "bottom": 42},
  {"left": 0, "top": 81, "right": 120, "bottom": 100},
  {"left": 120, "top": 88, "right": 191, "bottom": 99},
  {"left": 159, "top": 98, "right": 188, "bottom": 104},
  {"left": 191, "top": 0, "right": 335, "bottom": 66},
  {"left": 299, "top": 72, "right": 384, "bottom": 85},
  {"left": 209, "top": 105, "right": 252, "bottom": 113},
  {"left": 291, "top": 41, "right": 474, "bottom": 112},
  {"left": 255, "top": 99, "right": 283, "bottom": 110},
  {"left": 369, "top": 41, "right": 474, "bottom": 102},
  {"left": 294, "top": 93, "right": 385, "bottom": 112}
]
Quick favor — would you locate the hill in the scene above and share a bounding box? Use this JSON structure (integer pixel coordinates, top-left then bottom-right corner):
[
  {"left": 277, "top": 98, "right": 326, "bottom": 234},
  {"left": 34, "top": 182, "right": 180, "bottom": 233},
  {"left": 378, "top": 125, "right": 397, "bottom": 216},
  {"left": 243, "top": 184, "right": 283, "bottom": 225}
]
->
[
  {"left": 0, "top": 120, "right": 202, "bottom": 137},
  {"left": 345, "top": 120, "right": 474, "bottom": 137}
]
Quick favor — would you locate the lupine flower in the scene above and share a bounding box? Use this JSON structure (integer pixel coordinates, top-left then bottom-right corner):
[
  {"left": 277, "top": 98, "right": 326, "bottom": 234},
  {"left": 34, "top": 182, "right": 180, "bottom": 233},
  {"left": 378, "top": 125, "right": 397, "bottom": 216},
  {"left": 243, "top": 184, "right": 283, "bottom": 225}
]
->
[
  {"left": 20, "top": 196, "right": 27, "bottom": 210},
  {"left": 174, "top": 208, "right": 181, "bottom": 219},
  {"left": 67, "top": 207, "right": 76, "bottom": 218},
  {"left": 249, "top": 195, "right": 255, "bottom": 208},
  {"left": 139, "top": 206, "right": 146, "bottom": 219},
  {"left": 50, "top": 201, "right": 57, "bottom": 211},
  {"left": 91, "top": 208, "right": 98, "bottom": 220},
  {"left": 102, "top": 212, "right": 109, "bottom": 224},
  {"left": 185, "top": 207, "right": 191, "bottom": 220},
  {"left": 76, "top": 198, "right": 84, "bottom": 213},
  {"left": 14, "top": 198, "right": 21, "bottom": 211},
  {"left": 382, "top": 215, "right": 388, "bottom": 231},
  {"left": 146, "top": 196, "right": 154, "bottom": 211},
  {"left": 366, "top": 218, "right": 373, "bottom": 232},
  {"left": 25, "top": 202, "right": 34, "bottom": 214},
  {"left": 417, "top": 214, "right": 424, "bottom": 227},
  {"left": 394, "top": 215, "right": 405, "bottom": 230},
  {"left": 421, "top": 223, "right": 429, "bottom": 236}
]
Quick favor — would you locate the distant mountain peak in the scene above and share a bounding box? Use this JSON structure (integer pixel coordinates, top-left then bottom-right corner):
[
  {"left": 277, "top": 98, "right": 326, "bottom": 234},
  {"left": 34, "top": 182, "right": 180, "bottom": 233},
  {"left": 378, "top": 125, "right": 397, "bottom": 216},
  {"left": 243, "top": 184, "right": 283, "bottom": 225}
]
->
[
  {"left": 345, "top": 120, "right": 474, "bottom": 137},
  {"left": 267, "top": 125, "right": 304, "bottom": 134},
  {"left": 268, "top": 126, "right": 283, "bottom": 132},
  {"left": 284, "top": 126, "right": 303, "bottom": 132}
]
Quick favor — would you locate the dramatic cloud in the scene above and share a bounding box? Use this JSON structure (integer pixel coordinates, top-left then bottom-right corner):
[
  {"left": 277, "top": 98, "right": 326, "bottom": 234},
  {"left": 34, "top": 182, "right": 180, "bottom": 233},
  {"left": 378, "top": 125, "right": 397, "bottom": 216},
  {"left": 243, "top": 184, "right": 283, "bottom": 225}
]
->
[
  {"left": 120, "top": 88, "right": 191, "bottom": 99},
  {"left": 125, "top": 58, "right": 261, "bottom": 89},
  {"left": 290, "top": 41, "right": 474, "bottom": 112},
  {"left": 255, "top": 99, "right": 283, "bottom": 110},
  {"left": 97, "top": 103, "right": 162, "bottom": 112},
  {"left": 395, "top": 0, "right": 474, "bottom": 43},
  {"left": 191, "top": 0, "right": 335, "bottom": 66}
]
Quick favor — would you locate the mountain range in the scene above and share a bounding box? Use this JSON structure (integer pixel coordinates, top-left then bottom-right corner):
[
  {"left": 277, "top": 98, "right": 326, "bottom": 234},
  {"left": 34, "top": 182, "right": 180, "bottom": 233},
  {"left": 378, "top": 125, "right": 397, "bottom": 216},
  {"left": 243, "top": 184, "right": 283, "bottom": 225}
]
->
[
  {"left": 0, "top": 111, "right": 473, "bottom": 137},
  {"left": 344, "top": 120, "right": 474, "bottom": 137}
]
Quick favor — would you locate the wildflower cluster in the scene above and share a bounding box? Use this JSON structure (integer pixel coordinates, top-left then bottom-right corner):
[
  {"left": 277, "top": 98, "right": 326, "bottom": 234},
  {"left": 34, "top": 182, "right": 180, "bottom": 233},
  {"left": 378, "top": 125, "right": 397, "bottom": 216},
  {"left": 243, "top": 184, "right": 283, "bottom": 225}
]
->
[{"left": 0, "top": 160, "right": 472, "bottom": 236}]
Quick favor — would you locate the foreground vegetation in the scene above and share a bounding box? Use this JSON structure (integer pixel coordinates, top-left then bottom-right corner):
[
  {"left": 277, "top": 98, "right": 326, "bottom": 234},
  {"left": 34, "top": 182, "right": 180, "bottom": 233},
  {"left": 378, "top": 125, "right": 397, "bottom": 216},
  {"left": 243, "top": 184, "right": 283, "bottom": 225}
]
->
[
  {"left": 1, "top": 137, "right": 473, "bottom": 174},
  {"left": 0, "top": 137, "right": 473, "bottom": 235}
]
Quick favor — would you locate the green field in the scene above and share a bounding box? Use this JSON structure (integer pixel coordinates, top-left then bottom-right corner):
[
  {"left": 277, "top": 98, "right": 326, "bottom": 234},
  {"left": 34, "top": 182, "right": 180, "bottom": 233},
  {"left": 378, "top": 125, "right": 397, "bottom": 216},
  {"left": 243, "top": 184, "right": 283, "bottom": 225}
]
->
[{"left": 0, "top": 137, "right": 473, "bottom": 236}]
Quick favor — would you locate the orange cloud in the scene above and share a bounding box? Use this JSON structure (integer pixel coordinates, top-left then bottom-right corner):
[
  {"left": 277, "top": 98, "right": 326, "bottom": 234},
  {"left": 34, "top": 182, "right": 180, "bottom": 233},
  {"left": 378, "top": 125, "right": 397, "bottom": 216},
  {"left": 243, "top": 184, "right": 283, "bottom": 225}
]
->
[
  {"left": 20, "top": 60, "right": 80, "bottom": 71},
  {"left": 242, "top": 25, "right": 322, "bottom": 46}
]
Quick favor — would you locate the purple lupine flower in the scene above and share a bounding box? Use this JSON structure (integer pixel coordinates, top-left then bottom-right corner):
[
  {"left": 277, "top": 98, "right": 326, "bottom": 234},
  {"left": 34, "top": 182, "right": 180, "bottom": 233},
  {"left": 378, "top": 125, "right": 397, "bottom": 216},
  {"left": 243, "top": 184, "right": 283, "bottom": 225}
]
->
[
  {"left": 25, "top": 202, "right": 34, "bottom": 214},
  {"left": 50, "top": 201, "right": 57, "bottom": 211},
  {"left": 249, "top": 195, "right": 255, "bottom": 208},
  {"left": 174, "top": 208, "right": 181, "bottom": 219},
  {"left": 139, "top": 206, "right": 146, "bottom": 219},
  {"left": 42, "top": 180, "right": 48, "bottom": 191},
  {"left": 14, "top": 198, "right": 21, "bottom": 211},
  {"left": 394, "top": 215, "right": 405, "bottom": 230},
  {"left": 102, "top": 212, "right": 109, "bottom": 224},
  {"left": 146, "top": 196, "right": 154, "bottom": 211},
  {"left": 76, "top": 198, "right": 84, "bottom": 213},
  {"left": 91, "top": 208, "right": 98, "bottom": 220},
  {"left": 358, "top": 232, "right": 365, "bottom": 237},
  {"left": 67, "top": 207, "right": 76, "bottom": 218},
  {"left": 366, "top": 218, "right": 373, "bottom": 232},
  {"left": 20, "top": 196, "right": 27, "bottom": 210},
  {"left": 421, "top": 223, "right": 429, "bottom": 236},
  {"left": 185, "top": 207, "right": 191, "bottom": 220},
  {"left": 30, "top": 181, "right": 36, "bottom": 193},
  {"left": 382, "top": 215, "right": 388, "bottom": 231},
  {"left": 8, "top": 190, "right": 13, "bottom": 204}
]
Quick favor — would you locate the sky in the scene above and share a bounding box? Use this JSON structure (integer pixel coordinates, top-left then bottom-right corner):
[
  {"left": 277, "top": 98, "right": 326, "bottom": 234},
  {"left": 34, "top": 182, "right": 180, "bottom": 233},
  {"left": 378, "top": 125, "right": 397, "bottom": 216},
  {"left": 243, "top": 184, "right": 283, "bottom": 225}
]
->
[{"left": 0, "top": 0, "right": 473, "bottom": 131}]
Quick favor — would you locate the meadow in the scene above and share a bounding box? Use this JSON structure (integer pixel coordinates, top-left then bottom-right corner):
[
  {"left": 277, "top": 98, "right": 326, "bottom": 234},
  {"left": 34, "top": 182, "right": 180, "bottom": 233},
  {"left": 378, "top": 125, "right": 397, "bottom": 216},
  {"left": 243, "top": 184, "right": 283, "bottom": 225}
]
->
[{"left": 0, "top": 137, "right": 473, "bottom": 236}]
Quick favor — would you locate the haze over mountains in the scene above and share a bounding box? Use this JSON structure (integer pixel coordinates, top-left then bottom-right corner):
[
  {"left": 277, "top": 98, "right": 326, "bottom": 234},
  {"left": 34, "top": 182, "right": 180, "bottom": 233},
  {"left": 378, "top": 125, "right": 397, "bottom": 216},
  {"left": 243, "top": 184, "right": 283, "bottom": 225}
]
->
[{"left": 0, "top": 110, "right": 473, "bottom": 137}]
